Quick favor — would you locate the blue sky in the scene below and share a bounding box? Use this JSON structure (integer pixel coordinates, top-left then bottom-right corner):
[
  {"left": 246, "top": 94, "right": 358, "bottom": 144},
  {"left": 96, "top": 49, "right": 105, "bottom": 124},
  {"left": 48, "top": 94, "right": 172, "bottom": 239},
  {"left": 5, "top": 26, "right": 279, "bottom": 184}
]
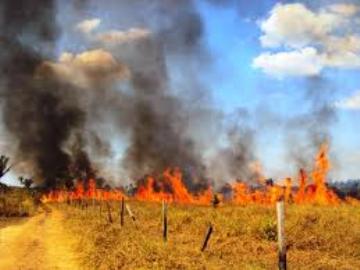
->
[
  {"left": 196, "top": 0, "right": 360, "bottom": 180},
  {"left": 2, "top": 0, "right": 360, "bottom": 185}
]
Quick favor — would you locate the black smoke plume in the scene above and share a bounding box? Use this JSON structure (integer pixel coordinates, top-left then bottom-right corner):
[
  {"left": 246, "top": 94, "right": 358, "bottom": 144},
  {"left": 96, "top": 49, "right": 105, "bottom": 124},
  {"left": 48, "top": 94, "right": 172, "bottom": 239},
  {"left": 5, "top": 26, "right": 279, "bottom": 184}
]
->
[{"left": 0, "top": 0, "right": 88, "bottom": 187}]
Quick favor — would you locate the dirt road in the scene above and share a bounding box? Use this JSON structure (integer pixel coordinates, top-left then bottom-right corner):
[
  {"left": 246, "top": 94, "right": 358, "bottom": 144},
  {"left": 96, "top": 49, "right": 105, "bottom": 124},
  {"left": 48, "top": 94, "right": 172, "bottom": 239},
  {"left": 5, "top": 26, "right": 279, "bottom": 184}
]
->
[{"left": 0, "top": 208, "right": 80, "bottom": 270}]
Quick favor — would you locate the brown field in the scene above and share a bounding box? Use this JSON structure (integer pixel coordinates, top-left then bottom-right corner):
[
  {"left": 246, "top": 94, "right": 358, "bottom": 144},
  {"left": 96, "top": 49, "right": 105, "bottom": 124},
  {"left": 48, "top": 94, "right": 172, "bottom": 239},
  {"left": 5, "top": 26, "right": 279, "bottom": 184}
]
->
[
  {"left": 1, "top": 200, "right": 360, "bottom": 269},
  {"left": 62, "top": 201, "right": 360, "bottom": 270}
]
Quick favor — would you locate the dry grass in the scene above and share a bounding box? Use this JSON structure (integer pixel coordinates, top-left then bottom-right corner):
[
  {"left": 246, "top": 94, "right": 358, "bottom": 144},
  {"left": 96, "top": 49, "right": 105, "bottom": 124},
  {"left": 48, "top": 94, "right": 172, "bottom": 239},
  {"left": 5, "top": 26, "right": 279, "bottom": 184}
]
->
[
  {"left": 0, "top": 188, "right": 37, "bottom": 217},
  {"left": 60, "top": 202, "right": 360, "bottom": 270}
]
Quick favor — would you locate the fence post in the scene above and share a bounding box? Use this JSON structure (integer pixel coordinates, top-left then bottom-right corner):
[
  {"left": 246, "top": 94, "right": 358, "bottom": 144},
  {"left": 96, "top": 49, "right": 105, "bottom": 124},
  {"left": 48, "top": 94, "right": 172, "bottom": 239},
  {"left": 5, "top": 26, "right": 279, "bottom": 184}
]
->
[
  {"left": 162, "top": 200, "right": 168, "bottom": 242},
  {"left": 126, "top": 204, "right": 135, "bottom": 221},
  {"left": 277, "top": 200, "right": 286, "bottom": 270},
  {"left": 99, "top": 200, "right": 103, "bottom": 217},
  {"left": 125, "top": 204, "right": 138, "bottom": 229},
  {"left": 106, "top": 202, "right": 113, "bottom": 223},
  {"left": 120, "top": 197, "right": 125, "bottom": 226},
  {"left": 201, "top": 223, "right": 213, "bottom": 252}
]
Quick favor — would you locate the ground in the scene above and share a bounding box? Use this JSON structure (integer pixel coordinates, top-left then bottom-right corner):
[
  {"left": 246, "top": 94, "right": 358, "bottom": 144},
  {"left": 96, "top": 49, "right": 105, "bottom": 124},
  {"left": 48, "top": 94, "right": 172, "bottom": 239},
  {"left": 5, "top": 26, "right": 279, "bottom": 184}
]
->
[
  {"left": 0, "top": 207, "right": 79, "bottom": 270},
  {"left": 1, "top": 202, "right": 360, "bottom": 269}
]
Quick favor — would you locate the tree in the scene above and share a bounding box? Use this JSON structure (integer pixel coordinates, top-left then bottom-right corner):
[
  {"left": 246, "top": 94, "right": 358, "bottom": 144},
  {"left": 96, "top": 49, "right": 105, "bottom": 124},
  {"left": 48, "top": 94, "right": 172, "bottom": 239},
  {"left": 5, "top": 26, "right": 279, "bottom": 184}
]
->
[
  {"left": 19, "top": 176, "right": 34, "bottom": 189},
  {"left": 0, "top": 155, "right": 12, "bottom": 179}
]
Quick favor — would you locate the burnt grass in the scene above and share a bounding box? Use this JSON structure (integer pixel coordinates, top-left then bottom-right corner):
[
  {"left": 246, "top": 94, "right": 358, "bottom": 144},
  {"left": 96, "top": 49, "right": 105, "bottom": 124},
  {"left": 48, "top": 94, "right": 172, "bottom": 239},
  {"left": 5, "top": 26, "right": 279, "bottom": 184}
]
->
[{"left": 57, "top": 201, "right": 360, "bottom": 270}]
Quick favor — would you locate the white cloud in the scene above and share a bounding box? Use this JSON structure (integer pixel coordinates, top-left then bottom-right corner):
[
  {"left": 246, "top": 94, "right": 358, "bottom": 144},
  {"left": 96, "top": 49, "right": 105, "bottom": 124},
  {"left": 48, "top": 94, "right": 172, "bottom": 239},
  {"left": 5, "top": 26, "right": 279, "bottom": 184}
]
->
[
  {"left": 326, "top": 35, "right": 360, "bottom": 54},
  {"left": 324, "top": 51, "right": 360, "bottom": 68},
  {"left": 76, "top": 18, "right": 101, "bottom": 34},
  {"left": 323, "top": 35, "right": 360, "bottom": 68},
  {"left": 253, "top": 47, "right": 323, "bottom": 78},
  {"left": 254, "top": 3, "right": 360, "bottom": 78},
  {"left": 328, "top": 4, "right": 359, "bottom": 17},
  {"left": 39, "top": 49, "right": 130, "bottom": 88},
  {"left": 75, "top": 20, "right": 151, "bottom": 46},
  {"left": 96, "top": 28, "right": 151, "bottom": 45},
  {"left": 259, "top": 3, "right": 340, "bottom": 48},
  {"left": 335, "top": 91, "right": 360, "bottom": 110}
]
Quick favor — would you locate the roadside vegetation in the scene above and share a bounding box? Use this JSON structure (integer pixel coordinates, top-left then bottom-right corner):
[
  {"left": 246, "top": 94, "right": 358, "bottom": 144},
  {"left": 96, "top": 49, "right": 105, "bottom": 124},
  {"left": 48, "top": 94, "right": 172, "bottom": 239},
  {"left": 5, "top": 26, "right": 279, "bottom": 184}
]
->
[
  {"left": 0, "top": 188, "right": 37, "bottom": 217},
  {"left": 0, "top": 155, "right": 38, "bottom": 218}
]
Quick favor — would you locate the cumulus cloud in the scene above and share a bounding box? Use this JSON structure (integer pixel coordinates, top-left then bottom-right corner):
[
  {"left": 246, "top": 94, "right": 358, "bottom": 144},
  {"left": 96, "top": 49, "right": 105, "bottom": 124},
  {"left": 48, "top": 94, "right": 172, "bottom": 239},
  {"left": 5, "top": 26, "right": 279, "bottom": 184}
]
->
[
  {"left": 96, "top": 28, "right": 151, "bottom": 45},
  {"left": 253, "top": 47, "right": 323, "bottom": 78},
  {"left": 324, "top": 35, "right": 360, "bottom": 68},
  {"left": 326, "top": 35, "right": 360, "bottom": 53},
  {"left": 324, "top": 51, "right": 360, "bottom": 68},
  {"left": 76, "top": 18, "right": 101, "bottom": 34},
  {"left": 254, "top": 3, "right": 360, "bottom": 78},
  {"left": 75, "top": 18, "right": 151, "bottom": 46},
  {"left": 328, "top": 4, "right": 359, "bottom": 17},
  {"left": 259, "top": 3, "right": 340, "bottom": 49},
  {"left": 40, "top": 49, "right": 130, "bottom": 88},
  {"left": 335, "top": 91, "right": 360, "bottom": 110}
]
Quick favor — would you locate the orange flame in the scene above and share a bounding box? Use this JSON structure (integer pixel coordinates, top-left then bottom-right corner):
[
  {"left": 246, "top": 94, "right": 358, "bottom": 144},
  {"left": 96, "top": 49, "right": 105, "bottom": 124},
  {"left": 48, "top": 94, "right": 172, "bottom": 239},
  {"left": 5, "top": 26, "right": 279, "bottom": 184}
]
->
[
  {"left": 231, "top": 143, "right": 341, "bottom": 205},
  {"left": 40, "top": 178, "right": 127, "bottom": 203},
  {"left": 41, "top": 143, "right": 354, "bottom": 206},
  {"left": 135, "top": 168, "right": 213, "bottom": 205}
]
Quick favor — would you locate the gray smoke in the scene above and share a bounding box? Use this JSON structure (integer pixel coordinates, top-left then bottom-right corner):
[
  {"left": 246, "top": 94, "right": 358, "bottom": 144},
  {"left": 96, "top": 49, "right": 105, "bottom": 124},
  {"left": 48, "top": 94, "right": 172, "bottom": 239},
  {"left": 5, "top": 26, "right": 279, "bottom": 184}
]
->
[
  {"left": 206, "top": 109, "right": 259, "bottom": 185},
  {"left": 285, "top": 77, "right": 337, "bottom": 171},
  {"left": 0, "top": 0, "right": 258, "bottom": 190}
]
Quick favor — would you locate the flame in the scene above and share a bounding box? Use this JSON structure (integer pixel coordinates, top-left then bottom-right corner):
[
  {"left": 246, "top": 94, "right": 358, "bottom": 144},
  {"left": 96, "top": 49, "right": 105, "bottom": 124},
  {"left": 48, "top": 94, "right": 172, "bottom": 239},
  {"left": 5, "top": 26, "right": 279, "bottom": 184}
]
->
[
  {"left": 41, "top": 143, "right": 354, "bottom": 206},
  {"left": 135, "top": 168, "right": 213, "bottom": 205},
  {"left": 294, "top": 169, "right": 307, "bottom": 203},
  {"left": 311, "top": 143, "right": 339, "bottom": 204},
  {"left": 231, "top": 143, "right": 341, "bottom": 205},
  {"left": 40, "top": 178, "right": 127, "bottom": 203}
]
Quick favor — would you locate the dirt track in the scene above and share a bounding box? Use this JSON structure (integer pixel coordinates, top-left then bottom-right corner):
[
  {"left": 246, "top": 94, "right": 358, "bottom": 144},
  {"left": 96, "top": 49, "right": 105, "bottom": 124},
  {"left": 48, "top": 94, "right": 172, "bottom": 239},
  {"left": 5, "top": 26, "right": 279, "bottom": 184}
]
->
[{"left": 0, "top": 208, "right": 80, "bottom": 270}]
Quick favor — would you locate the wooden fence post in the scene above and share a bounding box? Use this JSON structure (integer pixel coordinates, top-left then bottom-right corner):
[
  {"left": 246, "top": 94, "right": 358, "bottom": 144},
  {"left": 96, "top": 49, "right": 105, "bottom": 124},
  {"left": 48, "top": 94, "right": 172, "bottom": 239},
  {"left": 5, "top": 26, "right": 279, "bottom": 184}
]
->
[
  {"left": 107, "top": 202, "right": 113, "bottom": 223},
  {"left": 99, "top": 201, "right": 103, "bottom": 217},
  {"left": 277, "top": 200, "right": 286, "bottom": 270},
  {"left": 201, "top": 223, "right": 213, "bottom": 252},
  {"left": 162, "top": 200, "right": 168, "bottom": 242},
  {"left": 126, "top": 204, "right": 136, "bottom": 221},
  {"left": 120, "top": 197, "right": 125, "bottom": 226}
]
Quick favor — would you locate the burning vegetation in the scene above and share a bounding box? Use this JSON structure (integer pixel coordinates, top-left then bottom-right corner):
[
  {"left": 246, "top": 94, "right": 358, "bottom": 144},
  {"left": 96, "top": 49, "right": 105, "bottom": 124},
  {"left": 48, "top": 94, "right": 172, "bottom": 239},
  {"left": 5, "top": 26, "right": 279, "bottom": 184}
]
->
[{"left": 40, "top": 143, "right": 356, "bottom": 206}]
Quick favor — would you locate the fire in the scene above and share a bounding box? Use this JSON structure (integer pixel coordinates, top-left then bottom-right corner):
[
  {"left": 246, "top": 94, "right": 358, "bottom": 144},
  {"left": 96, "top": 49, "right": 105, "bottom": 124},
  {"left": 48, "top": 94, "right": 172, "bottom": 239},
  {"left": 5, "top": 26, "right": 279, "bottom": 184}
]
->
[
  {"left": 135, "top": 168, "right": 213, "bottom": 205},
  {"left": 40, "top": 179, "right": 127, "bottom": 203},
  {"left": 41, "top": 143, "right": 355, "bottom": 206},
  {"left": 232, "top": 143, "right": 340, "bottom": 205}
]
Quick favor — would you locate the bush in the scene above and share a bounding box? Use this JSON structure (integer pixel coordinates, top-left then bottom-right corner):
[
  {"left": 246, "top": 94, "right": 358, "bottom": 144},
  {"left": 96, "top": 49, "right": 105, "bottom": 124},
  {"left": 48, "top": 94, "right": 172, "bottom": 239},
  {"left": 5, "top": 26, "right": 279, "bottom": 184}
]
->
[{"left": 258, "top": 217, "right": 277, "bottom": 241}]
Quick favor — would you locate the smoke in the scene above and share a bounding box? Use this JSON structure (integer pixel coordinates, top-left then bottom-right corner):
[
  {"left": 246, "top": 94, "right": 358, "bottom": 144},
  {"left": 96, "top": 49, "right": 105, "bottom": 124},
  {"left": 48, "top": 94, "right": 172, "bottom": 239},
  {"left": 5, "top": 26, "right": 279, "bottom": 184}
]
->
[
  {"left": 0, "top": 0, "right": 258, "bottom": 189},
  {"left": 207, "top": 109, "right": 259, "bottom": 185},
  {"left": 284, "top": 77, "right": 337, "bottom": 171},
  {"left": 0, "top": 0, "right": 92, "bottom": 187},
  {"left": 87, "top": 1, "right": 212, "bottom": 188}
]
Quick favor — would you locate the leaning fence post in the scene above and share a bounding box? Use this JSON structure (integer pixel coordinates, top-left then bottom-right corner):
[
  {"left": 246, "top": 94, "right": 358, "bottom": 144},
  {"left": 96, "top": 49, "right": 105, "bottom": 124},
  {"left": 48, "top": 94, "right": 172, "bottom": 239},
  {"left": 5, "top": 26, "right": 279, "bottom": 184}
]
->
[
  {"left": 120, "top": 197, "right": 125, "bottom": 226},
  {"left": 162, "top": 200, "right": 168, "bottom": 242},
  {"left": 125, "top": 204, "right": 139, "bottom": 230},
  {"left": 201, "top": 223, "right": 213, "bottom": 252},
  {"left": 277, "top": 199, "right": 286, "bottom": 270}
]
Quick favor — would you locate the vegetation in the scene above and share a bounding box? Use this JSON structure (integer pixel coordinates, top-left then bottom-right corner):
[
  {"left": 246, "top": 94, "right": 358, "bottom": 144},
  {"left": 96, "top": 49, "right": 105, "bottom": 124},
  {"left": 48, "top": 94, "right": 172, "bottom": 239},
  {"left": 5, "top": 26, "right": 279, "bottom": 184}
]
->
[
  {"left": 18, "top": 176, "right": 34, "bottom": 189},
  {"left": 0, "top": 188, "right": 37, "bottom": 217},
  {"left": 58, "top": 201, "right": 360, "bottom": 270},
  {"left": 0, "top": 155, "right": 12, "bottom": 179}
]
